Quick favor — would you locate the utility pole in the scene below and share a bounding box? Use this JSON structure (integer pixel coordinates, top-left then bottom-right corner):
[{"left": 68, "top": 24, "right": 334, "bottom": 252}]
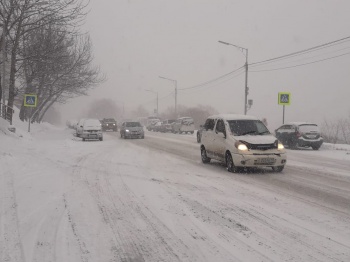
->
[
  {"left": 145, "top": 89, "right": 158, "bottom": 116},
  {"left": 218, "top": 40, "right": 249, "bottom": 115},
  {"left": 244, "top": 49, "right": 249, "bottom": 115},
  {"left": 1, "top": 25, "right": 6, "bottom": 105},
  {"left": 159, "top": 76, "right": 177, "bottom": 117}
]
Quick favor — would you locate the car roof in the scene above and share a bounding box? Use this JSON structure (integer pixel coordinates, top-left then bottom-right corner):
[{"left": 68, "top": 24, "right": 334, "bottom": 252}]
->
[
  {"left": 285, "top": 122, "right": 318, "bottom": 126},
  {"left": 207, "top": 114, "right": 258, "bottom": 121}
]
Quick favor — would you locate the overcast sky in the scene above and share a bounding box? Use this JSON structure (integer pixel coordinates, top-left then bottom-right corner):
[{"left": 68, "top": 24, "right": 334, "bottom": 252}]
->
[{"left": 59, "top": 0, "right": 350, "bottom": 129}]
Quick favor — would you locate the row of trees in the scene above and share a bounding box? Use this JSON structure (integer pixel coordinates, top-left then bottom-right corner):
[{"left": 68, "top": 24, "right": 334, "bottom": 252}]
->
[
  {"left": 321, "top": 117, "right": 350, "bottom": 144},
  {"left": 0, "top": 0, "right": 103, "bottom": 123}
]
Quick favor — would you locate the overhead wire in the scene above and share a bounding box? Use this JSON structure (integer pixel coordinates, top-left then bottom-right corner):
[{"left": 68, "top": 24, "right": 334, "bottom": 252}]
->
[
  {"left": 179, "top": 65, "right": 245, "bottom": 91},
  {"left": 250, "top": 52, "right": 350, "bottom": 72},
  {"left": 249, "top": 36, "right": 350, "bottom": 66}
]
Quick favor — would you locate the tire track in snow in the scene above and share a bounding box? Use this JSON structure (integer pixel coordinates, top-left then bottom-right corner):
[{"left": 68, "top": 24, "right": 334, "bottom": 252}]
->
[
  {"left": 30, "top": 198, "right": 66, "bottom": 262},
  {"left": 82, "top": 150, "right": 188, "bottom": 261},
  {"left": 0, "top": 154, "right": 26, "bottom": 262}
]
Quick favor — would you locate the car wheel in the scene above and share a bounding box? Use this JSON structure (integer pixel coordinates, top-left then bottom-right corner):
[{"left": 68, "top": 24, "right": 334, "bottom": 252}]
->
[
  {"left": 82, "top": 138, "right": 85, "bottom": 141},
  {"left": 311, "top": 145, "right": 320, "bottom": 150},
  {"left": 99, "top": 137, "right": 103, "bottom": 141},
  {"left": 272, "top": 166, "right": 284, "bottom": 172},
  {"left": 226, "top": 153, "right": 237, "bottom": 173},
  {"left": 197, "top": 132, "right": 201, "bottom": 143},
  {"left": 201, "top": 146, "right": 211, "bottom": 163}
]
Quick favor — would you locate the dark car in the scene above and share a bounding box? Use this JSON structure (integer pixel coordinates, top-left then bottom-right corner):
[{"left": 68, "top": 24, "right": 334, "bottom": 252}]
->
[
  {"left": 101, "top": 118, "right": 117, "bottom": 132},
  {"left": 120, "top": 121, "right": 144, "bottom": 139},
  {"left": 275, "top": 122, "right": 323, "bottom": 150}
]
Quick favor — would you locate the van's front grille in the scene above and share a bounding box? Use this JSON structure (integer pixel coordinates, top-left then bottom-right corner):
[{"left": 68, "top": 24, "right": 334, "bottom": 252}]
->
[{"left": 247, "top": 143, "right": 277, "bottom": 150}]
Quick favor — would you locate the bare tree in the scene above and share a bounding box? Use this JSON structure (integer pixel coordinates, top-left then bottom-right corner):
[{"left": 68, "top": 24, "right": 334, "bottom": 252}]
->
[{"left": 1, "top": 0, "right": 92, "bottom": 121}]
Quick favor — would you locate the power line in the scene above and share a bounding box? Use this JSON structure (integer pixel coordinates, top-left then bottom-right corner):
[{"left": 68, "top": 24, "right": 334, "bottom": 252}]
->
[
  {"left": 249, "top": 36, "right": 350, "bottom": 66},
  {"left": 250, "top": 52, "right": 350, "bottom": 72},
  {"left": 179, "top": 65, "right": 245, "bottom": 91}
]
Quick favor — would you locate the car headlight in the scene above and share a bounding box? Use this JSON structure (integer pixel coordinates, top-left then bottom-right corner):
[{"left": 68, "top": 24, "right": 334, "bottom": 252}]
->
[
  {"left": 235, "top": 141, "right": 248, "bottom": 151},
  {"left": 126, "top": 129, "right": 130, "bottom": 132},
  {"left": 278, "top": 143, "right": 284, "bottom": 150},
  {"left": 113, "top": 124, "right": 115, "bottom": 125}
]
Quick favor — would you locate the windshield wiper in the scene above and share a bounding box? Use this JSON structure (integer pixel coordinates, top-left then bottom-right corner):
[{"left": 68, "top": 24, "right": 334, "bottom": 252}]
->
[{"left": 239, "top": 130, "right": 257, "bottom": 136}]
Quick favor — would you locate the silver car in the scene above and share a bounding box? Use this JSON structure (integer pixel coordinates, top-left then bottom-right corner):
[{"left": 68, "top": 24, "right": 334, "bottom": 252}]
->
[{"left": 120, "top": 121, "right": 145, "bottom": 139}]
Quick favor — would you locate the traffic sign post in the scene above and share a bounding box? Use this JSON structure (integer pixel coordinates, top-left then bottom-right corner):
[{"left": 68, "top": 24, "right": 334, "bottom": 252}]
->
[
  {"left": 24, "top": 94, "right": 38, "bottom": 132},
  {"left": 278, "top": 92, "right": 291, "bottom": 124}
]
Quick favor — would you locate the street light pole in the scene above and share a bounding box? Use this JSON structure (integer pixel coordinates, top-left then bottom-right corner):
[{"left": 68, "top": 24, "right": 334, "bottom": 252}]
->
[
  {"left": 1, "top": 25, "right": 6, "bottom": 105},
  {"left": 145, "top": 89, "right": 158, "bottom": 116},
  {"left": 159, "top": 76, "right": 177, "bottom": 117},
  {"left": 218, "top": 40, "right": 249, "bottom": 115}
]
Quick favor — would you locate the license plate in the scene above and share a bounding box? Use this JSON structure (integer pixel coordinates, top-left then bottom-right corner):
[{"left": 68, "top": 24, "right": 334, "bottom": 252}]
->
[
  {"left": 307, "top": 135, "right": 316, "bottom": 139},
  {"left": 257, "top": 158, "right": 275, "bottom": 164}
]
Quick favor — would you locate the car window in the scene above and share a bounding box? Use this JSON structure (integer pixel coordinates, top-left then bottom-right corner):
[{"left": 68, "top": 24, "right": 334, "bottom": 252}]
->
[
  {"left": 228, "top": 120, "right": 270, "bottom": 136},
  {"left": 126, "top": 122, "right": 141, "bottom": 127},
  {"left": 299, "top": 124, "right": 320, "bottom": 133},
  {"left": 204, "top": 118, "right": 215, "bottom": 130},
  {"left": 84, "top": 119, "right": 101, "bottom": 127},
  {"left": 215, "top": 119, "right": 225, "bottom": 133}
]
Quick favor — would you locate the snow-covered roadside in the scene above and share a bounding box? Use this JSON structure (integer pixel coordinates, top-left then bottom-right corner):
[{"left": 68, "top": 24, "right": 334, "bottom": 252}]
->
[{"left": 1, "top": 120, "right": 350, "bottom": 261}]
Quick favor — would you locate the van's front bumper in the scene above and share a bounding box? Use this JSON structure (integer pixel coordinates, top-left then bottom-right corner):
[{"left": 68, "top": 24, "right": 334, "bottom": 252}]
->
[
  {"left": 81, "top": 132, "right": 103, "bottom": 140},
  {"left": 232, "top": 152, "right": 287, "bottom": 167}
]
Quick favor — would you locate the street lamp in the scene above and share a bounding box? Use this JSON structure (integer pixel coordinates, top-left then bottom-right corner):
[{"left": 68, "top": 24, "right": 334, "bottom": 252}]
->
[
  {"left": 145, "top": 89, "right": 158, "bottom": 116},
  {"left": 159, "top": 76, "right": 177, "bottom": 117},
  {"left": 218, "top": 40, "right": 249, "bottom": 115}
]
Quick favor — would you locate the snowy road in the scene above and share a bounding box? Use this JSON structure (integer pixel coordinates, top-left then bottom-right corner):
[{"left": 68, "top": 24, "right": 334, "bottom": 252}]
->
[{"left": 1, "top": 126, "right": 350, "bottom": 262}]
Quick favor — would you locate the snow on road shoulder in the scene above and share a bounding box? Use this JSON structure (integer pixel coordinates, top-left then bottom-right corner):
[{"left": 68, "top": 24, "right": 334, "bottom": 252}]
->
[{"left": 1, "top": 120, "right": 350, "bottom": 262}]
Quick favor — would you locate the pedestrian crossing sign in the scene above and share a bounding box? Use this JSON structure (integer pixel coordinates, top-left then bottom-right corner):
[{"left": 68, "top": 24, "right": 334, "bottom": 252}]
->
[
  {"left": 24, "top": 94, "right": 38, "bottom": 107},
  {"left": 278, "top": 92, "right": 291, "bottom": 105}
]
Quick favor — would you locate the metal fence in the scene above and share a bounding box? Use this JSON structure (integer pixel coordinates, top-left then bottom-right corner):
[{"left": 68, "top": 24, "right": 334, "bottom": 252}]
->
[{"left": 0, "top": 102, "right": 14, "bottom": 125}]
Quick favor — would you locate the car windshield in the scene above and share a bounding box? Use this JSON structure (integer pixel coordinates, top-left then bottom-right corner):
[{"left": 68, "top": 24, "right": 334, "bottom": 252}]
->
[
  {"left": 84, "top": 119, "right": 101, "bottom": 127},
  {"left": 227, "top": 120, "right": 270, "bottom": 136},
  {"left": 299, "top": 124, "right": 320, "bottom": 133},
  {"left": 104, "top": 118, "right": 115, "bottom": 122},
  {"left": 126, "top": 122, "right": 141, "bottom": 127}
]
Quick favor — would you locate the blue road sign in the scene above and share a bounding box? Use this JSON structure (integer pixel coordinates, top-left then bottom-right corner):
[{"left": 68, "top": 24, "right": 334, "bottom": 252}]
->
[{"left": 24, "top": 94, "right": 37, "bottom": 107}]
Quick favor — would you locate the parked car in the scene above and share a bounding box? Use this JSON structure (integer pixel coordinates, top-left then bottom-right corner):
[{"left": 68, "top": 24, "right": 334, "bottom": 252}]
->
[
  {"left": 275, "top": 122, "right": 323, "bottom": 150},
  {"left": 172, "top": 117, "right": 195, "bottom": 134},
  {"left": 101, "top": 118, "right": 117, "bottom": 131},
  {"left": 79, "top": 118, "right": 103, "bottom": 141},
  {"left": 120, "top": 121, "right": 145, "bottom": 139},
  {"left": 200, "top": 114, "right": 286, "bottom": 172},
  {"left": 146, "top": 118, "right": 161, "bottom": 131},
  {"left": 159, "top": 119, "right": 176, "bottom": 133},
  {"left": 151, "top": 121, "right": 163, "bottom": 132}
]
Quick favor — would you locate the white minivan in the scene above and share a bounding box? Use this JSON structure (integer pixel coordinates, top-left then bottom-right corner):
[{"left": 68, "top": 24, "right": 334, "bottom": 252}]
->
[
  {"left": 200, "top": 114, "right": 286, "bottom": 172},
  {"left": 77, "top": 118, "right": 103, "bottom": 141}
]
